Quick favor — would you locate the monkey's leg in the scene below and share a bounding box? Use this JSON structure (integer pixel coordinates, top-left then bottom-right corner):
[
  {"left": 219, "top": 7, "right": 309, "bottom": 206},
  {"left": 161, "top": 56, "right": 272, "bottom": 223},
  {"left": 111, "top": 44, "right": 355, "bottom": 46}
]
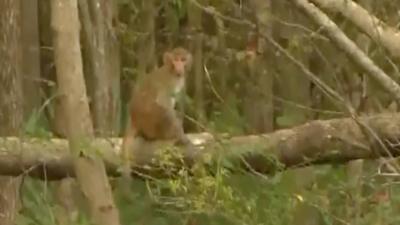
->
[{"left": 164, "top": 110, "right": 199, "bottom": 163}]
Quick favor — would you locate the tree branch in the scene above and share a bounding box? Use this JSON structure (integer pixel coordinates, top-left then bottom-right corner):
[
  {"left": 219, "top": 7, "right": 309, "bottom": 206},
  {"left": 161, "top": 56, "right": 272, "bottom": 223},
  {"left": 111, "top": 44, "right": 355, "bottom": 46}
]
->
[
  {"left": 309, "top": 0, "right": 400, "bottom": 59},
  {"left": 289, "top": 0, "right": 400, "bottom": 102}
]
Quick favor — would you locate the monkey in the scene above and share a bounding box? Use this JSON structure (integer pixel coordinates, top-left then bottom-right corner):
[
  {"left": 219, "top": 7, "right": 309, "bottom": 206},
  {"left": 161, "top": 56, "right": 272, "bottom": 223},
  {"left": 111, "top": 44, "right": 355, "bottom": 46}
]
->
[{"left": 121, "top": 47, "right": 195, "bottom": 173}]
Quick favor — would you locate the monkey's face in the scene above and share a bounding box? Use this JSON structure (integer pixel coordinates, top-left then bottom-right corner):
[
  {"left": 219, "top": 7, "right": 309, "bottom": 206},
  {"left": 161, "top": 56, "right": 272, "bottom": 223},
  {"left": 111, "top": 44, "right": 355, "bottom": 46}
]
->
[
  {"left": 164, "top": 48, "right": 192, "bottom": 77},
  {"left": 172, "top": 55, "right": 189, "bottom": 77}
]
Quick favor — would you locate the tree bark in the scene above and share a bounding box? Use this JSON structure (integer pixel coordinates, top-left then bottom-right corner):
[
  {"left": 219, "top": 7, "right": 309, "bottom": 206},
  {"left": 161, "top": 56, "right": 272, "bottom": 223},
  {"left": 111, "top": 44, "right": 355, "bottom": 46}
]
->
[
  {"left": 79, "top": 0, "right": 120, "bottom": 136},
  {"left": 50, "top": 1, "right": 120, "bottom": 225},
  {"left": 188, "top": 0, "right": 206, "bottom": 131},
  {"left": 0, "top": 113, "right": 399, "bottom": 180},
  {"left": 38, "top": 1, "right": 79, "bottom": 223},
  {"left": 136, "top": 0, "right": 156, "bottom": 76},
  {"left": 0, "top": 0, "right": 24, "bottom": 224},
  {"left": 244, "top": 0, "right": 274, "bottom": 133},
  {"left": 21, "top": 0, "right": 41, "bottom": 121}
]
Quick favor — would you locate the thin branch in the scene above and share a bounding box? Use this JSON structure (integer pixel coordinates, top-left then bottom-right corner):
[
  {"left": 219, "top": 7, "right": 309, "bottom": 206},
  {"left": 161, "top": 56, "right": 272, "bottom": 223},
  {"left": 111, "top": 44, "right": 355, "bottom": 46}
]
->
[{"left": 290, "top": 0, "right": 400, "bottom": 102}]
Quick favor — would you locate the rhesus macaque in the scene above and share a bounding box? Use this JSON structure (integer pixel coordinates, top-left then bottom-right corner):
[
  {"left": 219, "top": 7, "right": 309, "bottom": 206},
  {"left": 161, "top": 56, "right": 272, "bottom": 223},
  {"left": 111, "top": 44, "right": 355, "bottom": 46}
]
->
[{"left": 121, "top": 47, "right": 195, "bottom": 171}]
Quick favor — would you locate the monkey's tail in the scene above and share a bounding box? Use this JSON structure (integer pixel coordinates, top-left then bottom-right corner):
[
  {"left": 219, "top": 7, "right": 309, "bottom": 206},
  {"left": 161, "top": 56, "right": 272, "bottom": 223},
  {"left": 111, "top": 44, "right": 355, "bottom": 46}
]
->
[{"left": 121, "top": 125, "right": 138, "bottom": 178}]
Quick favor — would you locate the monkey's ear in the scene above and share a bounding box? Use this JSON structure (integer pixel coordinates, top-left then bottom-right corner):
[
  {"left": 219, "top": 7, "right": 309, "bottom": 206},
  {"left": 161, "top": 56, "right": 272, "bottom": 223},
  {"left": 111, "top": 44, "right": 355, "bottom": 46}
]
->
[{"left": 163, "top": 51, "right": 173, "bottom": 66}]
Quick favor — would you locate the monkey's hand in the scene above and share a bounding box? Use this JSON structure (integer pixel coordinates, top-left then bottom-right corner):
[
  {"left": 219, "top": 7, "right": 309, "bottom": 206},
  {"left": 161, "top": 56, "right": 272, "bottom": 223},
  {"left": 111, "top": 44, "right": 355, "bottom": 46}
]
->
[{"left": 175, "top": 136, "right": 201, "bottom": 166}]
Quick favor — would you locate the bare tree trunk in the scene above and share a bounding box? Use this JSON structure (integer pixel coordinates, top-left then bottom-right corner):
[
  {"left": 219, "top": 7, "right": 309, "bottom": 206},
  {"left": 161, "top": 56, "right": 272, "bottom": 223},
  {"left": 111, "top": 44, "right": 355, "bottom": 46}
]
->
[
  {"left": 21, "top": 0, "right": 41, "bottom": 121},
  {"left": 188, "top": 0, "right": 206, "bottom": 131},
  {"left": 245, "top": 0, "right": 274, "bottom": 133},
  {"left": 37, "top": 1, "right": 80, "bottom": 223},
  {"left": 105, "top": 0, "right": 121, "bottom": 135},
  {"left": 79, "top": 0, "right": 120, "bottom": 136},
  {"left": 213, "top": 4, "right": 229, "bottom": 101},
  {"left": 50, "top": 1, "right": 120, "bottom": 225},
  {"left": 137, "top": 0, "right": 156, "bottom": 77},
  {"left": 38, "top": 0, "right": 63, "bottom": 138},
  {"left": 54, "top": 179, "right": 80, "bottom": 225},
  {"left": 0, "top": 1, "right": 24, "bottom": 224}
]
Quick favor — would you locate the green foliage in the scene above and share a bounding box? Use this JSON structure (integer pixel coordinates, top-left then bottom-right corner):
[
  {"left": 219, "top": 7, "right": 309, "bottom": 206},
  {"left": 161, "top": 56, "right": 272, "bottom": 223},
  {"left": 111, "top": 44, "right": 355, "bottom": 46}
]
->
[
  {"left": 24, "top": 109, "right": 53, "bottom": 139},
  {"left": 209, "top": 99, "right": 246, "bottom": 135},
  {"left": 276, "top": 114, "right": 306, "bottom": 128},
  {"left": 14, "top": 161, "right": 400, "bottom": 225},
  {"left": 16, "top": 180, "right": 58, "bottom": 225},
  {"left": 17, "top": 178, "right": 90, "bottom": 225},
  {"left": 170, "top": 0, "right": 188, "bottom": 19}
]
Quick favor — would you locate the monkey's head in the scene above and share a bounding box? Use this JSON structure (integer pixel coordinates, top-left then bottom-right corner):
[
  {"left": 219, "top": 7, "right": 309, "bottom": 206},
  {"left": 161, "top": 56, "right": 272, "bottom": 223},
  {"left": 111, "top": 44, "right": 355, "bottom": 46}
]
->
[{"left": 163, "top": 47, "right": 192, "bottom": 77}]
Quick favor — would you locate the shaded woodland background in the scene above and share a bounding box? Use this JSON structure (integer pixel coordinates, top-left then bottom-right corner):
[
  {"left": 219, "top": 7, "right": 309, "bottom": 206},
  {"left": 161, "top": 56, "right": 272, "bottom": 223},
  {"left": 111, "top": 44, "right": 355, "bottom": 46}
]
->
[{"left": 2, "top": 0, "right": 400, "bottom": 224}]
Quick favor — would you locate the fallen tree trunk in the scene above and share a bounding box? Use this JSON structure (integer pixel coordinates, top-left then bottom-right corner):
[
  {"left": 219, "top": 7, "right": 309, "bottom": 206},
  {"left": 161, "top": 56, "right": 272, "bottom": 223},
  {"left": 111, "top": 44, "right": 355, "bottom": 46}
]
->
[{"left": 0, "top": 113, "right": 400, "bottom": 180}]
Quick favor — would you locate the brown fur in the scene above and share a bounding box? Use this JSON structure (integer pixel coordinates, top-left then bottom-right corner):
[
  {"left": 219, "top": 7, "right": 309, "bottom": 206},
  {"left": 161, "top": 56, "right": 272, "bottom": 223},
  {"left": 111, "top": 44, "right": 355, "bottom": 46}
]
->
[{"left": 121, "top": 47, "right": 193, "bottom": 170}]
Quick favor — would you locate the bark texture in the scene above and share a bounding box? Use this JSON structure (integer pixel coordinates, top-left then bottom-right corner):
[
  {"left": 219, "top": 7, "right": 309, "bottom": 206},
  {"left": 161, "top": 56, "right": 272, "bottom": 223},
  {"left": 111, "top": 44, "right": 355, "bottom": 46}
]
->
[
  {"left": 0, "top": 113, "right": 399, "bottom": 179},
  {"left": 79, "top": 0, "right": 120, "bottom": 136},
  {"left": 21, "top": 0, "right": 41, "bottom": 119},
  {"left": 50, "top": 1, "right": 120, "bottom": 225},
  {"left": 0, "top": 0, "right": 24, "bottom": 224}
]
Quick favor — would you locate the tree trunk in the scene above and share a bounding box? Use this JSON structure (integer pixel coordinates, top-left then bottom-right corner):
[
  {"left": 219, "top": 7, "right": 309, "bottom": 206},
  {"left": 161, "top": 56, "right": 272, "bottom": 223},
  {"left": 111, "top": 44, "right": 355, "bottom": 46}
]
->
[
  {"left": 245, "top": 0, "right": 274, "bottom": 133},
  {"left": 79, "top": 0, "right": 120, "bottom": 136},
  {"left": 105, "top": 0, "right": 121, "bottom": 135},
  {"left": 50, "top": 1, "right": 120, "bottom": 225},
  {"left": 37, "top": 1, "right": 80, "bottom": 223},
  {"left": 37, "top": 0, "right": 76, "bottom": 223},
  {"left": 0, "top": 1, "right": 24, "bottom": 224},
  {"left": 188, "top": 0, "right": 206, "bottom": 131},
  {"left": 136, "top": 0, "right": 156, "bottom": 77},
  {"left": 21, "top": 0, "right": 41, "bottom": 121},
  {"left": 54, "top": 178, "right": 80, "bottom": 225}
]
